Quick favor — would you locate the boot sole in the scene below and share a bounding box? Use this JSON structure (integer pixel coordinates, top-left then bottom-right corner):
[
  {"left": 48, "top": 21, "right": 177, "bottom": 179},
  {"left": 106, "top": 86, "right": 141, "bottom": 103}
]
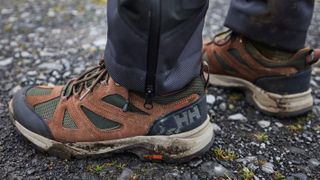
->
[
  {"left": 9, "top": 100, "right": 214, "bottom": 163},
  {"left": 207, "top": 73, "right": 313, "bottom": 118}
]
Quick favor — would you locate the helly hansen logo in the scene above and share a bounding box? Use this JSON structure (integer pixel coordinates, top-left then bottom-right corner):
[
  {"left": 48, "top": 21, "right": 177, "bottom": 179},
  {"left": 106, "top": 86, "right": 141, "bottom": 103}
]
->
[
  {"left": 174, "top": 106, "right": 201, "bottom": 130},
  {"left": 159, "top": 105, "right": 201, "bottom": 135}
]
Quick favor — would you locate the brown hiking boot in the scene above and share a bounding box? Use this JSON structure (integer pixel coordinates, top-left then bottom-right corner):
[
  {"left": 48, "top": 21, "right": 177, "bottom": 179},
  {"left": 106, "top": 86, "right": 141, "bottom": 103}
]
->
[
  {"left": 9, "top": 61, "right": 214, "bottom": 162},
  {"left": 203, "top": 30, "right": 320, "bottom": 117}
]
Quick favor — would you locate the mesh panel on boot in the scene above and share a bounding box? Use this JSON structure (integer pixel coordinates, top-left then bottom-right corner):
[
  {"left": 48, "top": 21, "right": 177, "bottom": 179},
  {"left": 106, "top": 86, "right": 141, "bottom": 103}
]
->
[
  {"left": 63, "top": 110, "right": 77, "bottom": 129},
  {"left": 27, "top": 87, "right": 53, "bottom": 96},
  {"left": 34, "top": 98, "right": 60, "bottom": 121},
  {"left": 81, "top": 106, "right": 121, "bottom": 130},
  {"left": 102, "top": 94, "right": 148, "bottom": 115}
]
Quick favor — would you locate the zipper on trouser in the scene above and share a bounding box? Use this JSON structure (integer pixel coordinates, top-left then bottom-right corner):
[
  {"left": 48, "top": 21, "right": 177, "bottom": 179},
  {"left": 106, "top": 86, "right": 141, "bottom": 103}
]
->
[{"left": 144, "top": 0, "right": 161, "bottom": 109}]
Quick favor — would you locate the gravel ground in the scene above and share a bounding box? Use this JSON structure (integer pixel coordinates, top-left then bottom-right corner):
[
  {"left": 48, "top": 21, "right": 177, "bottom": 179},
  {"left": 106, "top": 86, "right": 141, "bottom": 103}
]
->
[{"left": 1, "top": 0, "right": 320, "bottom": 179}]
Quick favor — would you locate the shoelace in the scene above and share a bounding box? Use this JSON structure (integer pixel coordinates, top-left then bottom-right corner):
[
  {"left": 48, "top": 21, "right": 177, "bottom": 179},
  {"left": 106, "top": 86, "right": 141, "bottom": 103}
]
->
[
  {"left": 201, "top": 61, "right": 210, "bottom": 90},
  {"left": 62, "top": 60, "right": 109, "bottom": 100},
  {"left": 307, "top": 49, "right": 320, "bottom": 65},
  {"left": 208, "top": 29, "right": 235, "bottom": 46}
]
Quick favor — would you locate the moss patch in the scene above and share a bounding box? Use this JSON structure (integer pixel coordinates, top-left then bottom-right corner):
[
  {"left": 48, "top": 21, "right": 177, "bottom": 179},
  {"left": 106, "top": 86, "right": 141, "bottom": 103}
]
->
[{"left": 213, "top": 147, "right": 237, "bottom": 161}]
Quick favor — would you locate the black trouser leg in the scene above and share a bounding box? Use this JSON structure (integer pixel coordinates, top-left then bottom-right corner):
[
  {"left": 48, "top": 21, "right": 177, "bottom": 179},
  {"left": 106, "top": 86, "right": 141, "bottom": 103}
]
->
[
  {"left": 225, "top": 0, "right": 315, "bottom": 51},
  {"left": 105, "top": 0, "right": 209, "bottom": 95}
]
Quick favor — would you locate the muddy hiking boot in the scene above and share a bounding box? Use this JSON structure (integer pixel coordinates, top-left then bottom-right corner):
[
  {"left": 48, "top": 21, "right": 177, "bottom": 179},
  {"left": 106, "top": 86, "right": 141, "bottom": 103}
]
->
[
  {"left": 203, "top": 30, "right": 320, "bottom": 117},
  {"left": 9, "top": 61, "right": 214, "bottom": 163}
]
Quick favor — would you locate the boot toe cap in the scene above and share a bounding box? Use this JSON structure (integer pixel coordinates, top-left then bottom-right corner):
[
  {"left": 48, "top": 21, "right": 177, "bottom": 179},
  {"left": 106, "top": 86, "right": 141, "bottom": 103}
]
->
[{"left": 10, "top": 87, "right": 54, "bottom": 140}]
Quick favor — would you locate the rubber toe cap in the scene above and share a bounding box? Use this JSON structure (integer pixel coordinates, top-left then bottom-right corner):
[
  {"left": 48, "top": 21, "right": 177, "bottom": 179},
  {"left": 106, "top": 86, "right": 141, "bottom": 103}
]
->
[{"left": 11, "top": 87, "right": 54, "bottom": 140}]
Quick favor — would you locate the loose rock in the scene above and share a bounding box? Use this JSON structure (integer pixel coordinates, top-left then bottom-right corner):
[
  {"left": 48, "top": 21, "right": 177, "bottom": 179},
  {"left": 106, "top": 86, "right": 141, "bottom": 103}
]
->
[
  {"left": 261, "top": 162, "right": 274, "bottom": 174},
  {"left": 228, "top": 113, "right": 247, "bottom": 122},
  {"left": 0, "top": 58, "right": 13, "bottom": 67},
  {"left": 308, "top": 158, "right": 320, "bottom": 168},
  {"left": 118, "top": 168, "right": 134, "bottom": 180},
  {"left": 206, "top": 95, "right": 216, "bottom": 105},
  {"left": 258, "top": 120, "right": 271, "bottom": 128}
]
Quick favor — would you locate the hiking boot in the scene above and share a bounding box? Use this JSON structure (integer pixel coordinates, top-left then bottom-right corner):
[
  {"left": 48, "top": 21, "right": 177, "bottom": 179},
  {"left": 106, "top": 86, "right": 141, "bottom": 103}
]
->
[
  {"left": 203, "top": 30, "right": 320, "bottom": 117},
  {"left": 9, "top": 60, "right": 214, "bottom": 163}
]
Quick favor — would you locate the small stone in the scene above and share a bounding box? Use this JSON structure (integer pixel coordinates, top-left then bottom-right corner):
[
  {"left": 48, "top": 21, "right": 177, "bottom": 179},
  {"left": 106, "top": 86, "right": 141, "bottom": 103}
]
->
[
  {"left": 37, "top": 73, "right": 46, "bottom": 80},
  {"left": 0, "top": 58, "right": 13, "bottom": 67},
  {"left": 212, "top": 123, "right": 222, "bottom": 132},
  {"left": 68, "top": 48, "right": 78, "bottom": 54},
  {"left": 201, "top": 162, "right": 234, "bottom": 178},
  {"left": 219, "top": 103, "right": 227, "bottom": 111},
  {"left": 311, "top": 80, "right": 318, "bottom": 87},
  {"left": 208, "top": 109, "right": 215, "bottom": 117},
  {"left": 9, "top": 85, "right": 21, "bottom": 96},
  {"left": 315, "top": 76, "right": 320, "bottom": 82},
  {"left": 31, "top": 159, "right": 38, "bottom": 165},
  {"left": 47, "top": 10, "right": 56, "bottom": 17},
  {"left": 286, "top": 173, "right": 307, "bottom": 180},
  {"left": 289, "top": 147, "right": 306, "bottom": 155},
  {"left": 27, "top": 169, "right": 36, "bottom": 175},
  {"left": 4, "top": 83, "right": 13, "bottom": 91},
  {"left": 275, "top": 122, "right": 284, "bottom": 128},
  {"left": 27, "top": 71, "right": 38, "bottom": 76},
  {"left": 164, "top": 171, "right": 181, "bottom": 180},
  {"left": 52, "top": 70, "right": 61, "bottom": 79},
  {"left": 52, "top": 29, "right": 61, "bottom": 34},
  {"left": 181, "top": 172, "right": 191, "bottom": 180},
  {"left": 261, "top": 162, "right": 274, "bottom": 174},
  {"left": 237, "top": 156, "right": 258, "bottom": 164},
  {"left": 8, "top": 173, "right": 23, "bottom": 180},
  {"left": 8, "top": 16, "right": 16, "bottom": 22},
  {"left": 81, "top": 172, "right": 99, "bottom": 180},
  {"left": 38, "top": 62, "right": 64, "bottom": 71},
  {"left": 206, "top": 95, "right": 216, "bottom": 105},
  {"left": 74, "top": 66, "right": 85, "bottom": 74},
  {"left": 189, "top": 159, "right": 203, "bottom": 167},
  {"left": 82, "top": 44, "right": 91, "bottom": 50},
  {"left": 93, "top": 37, "right": 106, "bottom": 48},
  {"left": 258, "top": 120, "right": 271, "bottom": 128},
  {"left": 228, "top": 104, "right": 235, "bottom": 110},
  {"left": 36, "top": 27, "right": 46, "bottom": 33},
  {"left": 63, "top": 71, "right": 72, "bottom": 78},
  {"left": 1, "top": 8, "right": 13, "bottom": 15},
  {"left": 260, "top": 143, "right": 266, "bottom": 149},
  {"left": 39, "top": 51, "right": 54, "bottom": 57},
  {"left": 212, "top": 164, "right": 228, "bottom": 177},
  {"left": 10, "top": 41, "right": 18, "bottom": 47},
  {"left": 66, "top": 39, "right": 74, "bottom": 45},
  {"left": 49, "top": 77, "right": 56, "bottom": 83},
  {"left": 248, "top": 164, "right": 259, "bottom": 171},
  {"left": 0, "top": 39, "right": 9, "bottom": 44},
  {"left": 228, "top": 113, "right": 247, "bottom": 122},
  {"left": 20, "top": 12, "right": 30, "bottom": 18},
  {"left": 118, "top": 168, "right": 134, "bottom": 180},
  {"left": 191, "top": 174, "right": 200, "bottom": 180},
  {"left": 308, "top": 158, "right": 320, "bottom": 168},
  {"left": 200, "top": 162, "right": 217, "bottom": 177},
  {"left": 61, "top": 58, "right": 71, "bottom": 70},
  {"left": 21, "top": 51, "right": 31, "bottom": 58}
]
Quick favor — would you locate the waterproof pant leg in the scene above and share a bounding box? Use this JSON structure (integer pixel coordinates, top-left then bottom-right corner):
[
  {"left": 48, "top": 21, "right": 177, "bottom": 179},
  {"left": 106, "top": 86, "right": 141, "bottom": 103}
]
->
[
  {"left": 225, "top": 0, "right": 315, "bottom": 51},
  {"left": 105, "top": 0, "right": 209, "bottom": 95}
]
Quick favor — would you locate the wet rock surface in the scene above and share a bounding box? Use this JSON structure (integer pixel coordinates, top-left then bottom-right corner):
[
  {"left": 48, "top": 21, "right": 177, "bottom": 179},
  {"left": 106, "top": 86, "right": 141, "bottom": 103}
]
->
[{"left": 1, "top": 0, "right": 320, "bottom": 179}]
